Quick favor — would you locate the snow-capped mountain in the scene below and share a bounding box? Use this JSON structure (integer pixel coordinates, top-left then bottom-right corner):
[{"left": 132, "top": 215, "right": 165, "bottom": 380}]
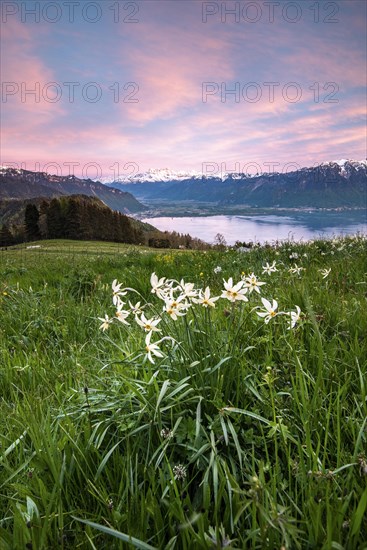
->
[
  {"left": 98, "top": 160, "right": 366, "bottom": 185},
  {"left": 101, "top": 159, "right": 366, "bottom": 208},
  {"left": 99, "top": 168, "right": 203, "bottom": 185}
]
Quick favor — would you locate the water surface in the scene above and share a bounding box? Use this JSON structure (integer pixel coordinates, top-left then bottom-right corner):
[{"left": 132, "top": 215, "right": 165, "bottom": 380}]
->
[{"left": 143, "top": 211, "right": 366, "bottom": 245}]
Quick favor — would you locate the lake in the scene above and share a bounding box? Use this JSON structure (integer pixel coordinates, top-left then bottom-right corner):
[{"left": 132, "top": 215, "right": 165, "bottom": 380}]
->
[{"left": 143, "top": 211, "right": 367, "bottom": 245}]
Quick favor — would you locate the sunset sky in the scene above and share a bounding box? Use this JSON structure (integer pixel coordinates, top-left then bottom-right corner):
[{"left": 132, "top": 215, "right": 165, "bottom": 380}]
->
[{"left": 1, "top": 0, "right": 366, "bottom": 179}]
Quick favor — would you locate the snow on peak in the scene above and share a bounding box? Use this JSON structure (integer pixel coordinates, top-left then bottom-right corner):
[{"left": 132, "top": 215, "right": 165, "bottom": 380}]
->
[
  {"left": 97, "top": 160, "right": 366, "bottom": 185},
  {"left": 322, "top": 159, "right": 366, "bottom": 168},
  {"left": 99, "top": 168, "right": 203, "bottom": 184}
]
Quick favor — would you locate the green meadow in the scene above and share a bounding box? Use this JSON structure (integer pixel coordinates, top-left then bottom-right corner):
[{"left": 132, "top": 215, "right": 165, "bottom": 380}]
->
[{"left": 0, "top": 236, "right": 366, "bottom": 549}]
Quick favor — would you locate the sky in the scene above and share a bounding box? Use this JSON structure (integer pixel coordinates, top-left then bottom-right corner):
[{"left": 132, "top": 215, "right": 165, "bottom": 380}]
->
[{"left": 1, "top": 0, "right": 366, "bottom": 179}]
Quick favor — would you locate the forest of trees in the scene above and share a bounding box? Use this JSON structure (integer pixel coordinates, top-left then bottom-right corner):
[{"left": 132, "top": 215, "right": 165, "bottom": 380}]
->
[
  {"left": 17, "top": 196, "right": 143, "bottom": 245},
  {"left": 0, "top": 195, "right": 210, "bottom": 250}
]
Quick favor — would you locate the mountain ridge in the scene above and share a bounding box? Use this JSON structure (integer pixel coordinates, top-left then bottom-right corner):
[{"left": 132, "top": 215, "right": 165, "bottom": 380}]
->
[
  {"left": 101, "top": 160, "right": 367, "bottom": 209},
  {"left": 0, "top": 167, "right": 147, "bottom": 214}
]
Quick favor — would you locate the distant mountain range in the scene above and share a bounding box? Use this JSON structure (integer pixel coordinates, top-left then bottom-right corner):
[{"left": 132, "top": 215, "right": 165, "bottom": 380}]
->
[
  {"left": 0, "top": 167, "right": 147, "bottom": 214},
  {"left": 101, "top": 160, "right": 367, "bottom": 208}
]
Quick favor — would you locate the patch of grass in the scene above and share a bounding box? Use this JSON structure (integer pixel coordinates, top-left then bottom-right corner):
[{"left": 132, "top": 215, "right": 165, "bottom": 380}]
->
[{"left": 0, "top": 236, "right": 366, "bottom": 549}]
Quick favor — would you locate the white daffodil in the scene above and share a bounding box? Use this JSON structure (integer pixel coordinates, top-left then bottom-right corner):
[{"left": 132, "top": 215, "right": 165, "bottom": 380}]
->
[
  {"left": 115, "top": 303, "right": 130, "bottom": 325},
  {"left": 163, "top": 295, "right": 188, "bottom": 320},
  {"left": 257, "top": 298, "right": 280, "bottom": 324},
  {"left": 135, "top": 312, "right": 161, "bottom": 333},
  {"left": 193, "top": 286, "right": 220, "bottom": 308},
  {"left": 99, "top": 314, "right": 112, "bottom": 332},
  {"left": 178, "top": 280, "right": 197, "bottom": 299},
  {"left": 288, "top": 305, "right": 302, "bottom": 329},
  {"left": 262, "top": 261, "right": 278, "bottom": 275},
  {"left": 150, "top": 272, "right": 166, "bottom": 296},
  {"left": 319, "top": 268, "right": 331, "bottom": 279},
  {"left": 288, "top": 264, "right": 304, "bottom": 275},
  {"left": 145, "top": 331, "right": 164, "bottom": 364},
  {"left": 112, "top": 279, "right": 127, "bottom": 306},
  {"left": 243, "top": 273, "right": 266, "bottom": 294},
  {"left": 129, "top": 300, "right": 143, "bottom": 315},
  {"left": 221, "top": 277, "right": 248, "bottom": 302}
]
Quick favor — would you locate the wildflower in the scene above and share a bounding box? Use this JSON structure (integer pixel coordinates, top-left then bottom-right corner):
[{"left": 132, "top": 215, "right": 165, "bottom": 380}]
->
[
  {"left": 256, "top": 297, "right": 280, "bottom": 323},
  {"left": 163, "top": 295, "right": 187, "bottom": 320},
  {"left": 160, "top": 428, "right": 173, "bottom": 439},
  {"left": 199, "top": 272, "right": 204, "bottom": 277},
  {"left": 99, "top": 314, "right": 112, "bottom": 332},
  {"left": 112, "top": 279, "right": 127, "bottom": 306},
  {"left": 135, "top": 312, "right": 161, "bottom": 333},
  {"left": 193, "top": 286, "right": 220, "bottom": 308},
  {"left": 178, "top": 280, "right": 197, "bottom": 299},
  {"left": 289, "top": 252, "right": 299, "bottom": 259},
  {"left": 173, "top": 463, "right": 187, "bottom": 480},
  {"left": 244, "top": 273, "right": 266, "bottom": 294},
  {"left": 288, "top": 305, "right": 302, "bottom": 329},
  {"left": 115, "top": 304, "right": 130, "bottom": 325},
  {"left": 150, "top": 272, "right": 166, "bottom": 296},
  {"left": 145, "top": 331, "right": 164, "bottom": 364},
  {"left": 319, "top": 267, "right": 331, "bottom": 279},
  {"left": 262, "top": 261, "right": 277, "bottom": 275},
  {"left": 221, "top": 277, "right": 248, "bottom": 302},
  {"left": 288, "top": 264, "right": 304, "bottom": 275},
  {"left": 129, "top": 300, "right": 143, "bottom": 314},
  {"left": 214, "top": 266, "right": 222, "bottom": 274}
]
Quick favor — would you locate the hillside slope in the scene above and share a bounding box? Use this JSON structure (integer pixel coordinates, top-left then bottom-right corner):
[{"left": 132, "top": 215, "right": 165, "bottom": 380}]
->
[{"left": 0, "top": 167, "right": 146, "bottom": 214}]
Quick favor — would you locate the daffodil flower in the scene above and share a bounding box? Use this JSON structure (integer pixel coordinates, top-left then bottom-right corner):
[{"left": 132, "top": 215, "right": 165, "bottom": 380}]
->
[
  {"left": 257, "top": 298, "right": 280, "bottom": 323},
  {"left": 115, "top": 304, "right": 130, "bottom": 325},
  {"left": 129, "top": 300, "right": 143, "bottom": 314},
  {"left": 150, "top": 272, "right": 166, "bottom": 296},
  {"left": 319, "top": 268, "right": 331, "bottom": 279},
  {"left": 262, "top": 261, "right": 278, "bottom": 275},
  {"left": 288, "top": 305, "right": 302, "bottom": 329},
  {"left": 135, "top": 313, "right": 161, "bottom": 332},
  {"left": 288, "top": 264, "right": 304, "bottom": 275},
  {"left": 145, "top": 331, "right": 164, "bottom": 364},
  {"left": 178, "top": 280, "right": 197, "bottom": 299},
  {"left": 112, "top": 279, "right": 127, "bottom": 306},
  {"left": 221, "top": 277, "right": 248, "bottom": 302},
  {"left": 99, "top": 314, "right": 112, "bottom": 332},
  {"left": 163, "top": 295, "right": 188, "bottom": 320},
  {"left": 193, "top": 286, "right": 220, "bottom": 308},
  {"left": 243, "top": 273, "right": 266, "bottom": 294}
]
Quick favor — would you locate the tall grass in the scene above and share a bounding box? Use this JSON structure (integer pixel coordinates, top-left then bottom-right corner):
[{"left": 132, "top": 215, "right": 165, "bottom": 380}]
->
[{"left": 0, "top": 236, "right": 366, "bottom": 549}]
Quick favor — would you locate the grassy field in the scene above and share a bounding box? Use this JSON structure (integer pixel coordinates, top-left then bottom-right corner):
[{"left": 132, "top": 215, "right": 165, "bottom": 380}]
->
[{"left": 0, "top": 236, "right": 366, "bottom": 549}]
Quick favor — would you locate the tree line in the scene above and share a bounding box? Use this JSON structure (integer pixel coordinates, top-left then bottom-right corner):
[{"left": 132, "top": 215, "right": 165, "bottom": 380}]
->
[
  {"left": 0, "top": 196, "right": 143, "bottom": 246},
  {"left": 0, "top": 195, "right": 211, "bottom": 250}
]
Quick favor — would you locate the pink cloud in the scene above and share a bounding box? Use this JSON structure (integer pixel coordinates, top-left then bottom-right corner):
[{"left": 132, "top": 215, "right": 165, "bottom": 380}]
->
[
  {"left": 117, "top": 22, "right": 235, "bottom": 124},
  {"left": 1, "top": 19, "right": 64, "bottom": 124}
]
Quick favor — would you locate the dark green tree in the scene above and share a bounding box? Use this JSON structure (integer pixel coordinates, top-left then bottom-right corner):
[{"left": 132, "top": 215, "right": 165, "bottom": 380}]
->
[
  {"left": 65, "top": 198, "right": 83, "bottom": 239},
  {"left": 0, "top": 224, "right": 14, "bottom": 247},
  {"left": 24, "top": 204, "right": 41, "bottom": 241},
  {"left": 46, "top": 198, "right": 64, "bottom": 239}
]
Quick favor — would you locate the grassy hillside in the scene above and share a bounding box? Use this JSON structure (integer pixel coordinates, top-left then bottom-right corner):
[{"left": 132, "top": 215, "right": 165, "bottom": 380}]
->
[{"left": 0, "top": 236, "right": 366, "bottom": 549}]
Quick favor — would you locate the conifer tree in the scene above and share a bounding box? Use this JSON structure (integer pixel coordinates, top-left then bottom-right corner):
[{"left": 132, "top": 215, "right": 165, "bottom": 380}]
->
[
  {"left": 24, "top": 204, "right": 41, "bottom": 241},
  {"left": 0, "top": 224, "right": 14, "bottom": 247},
  {"left": 46, "top": 198, "right": 64, "bottom": 239}
]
